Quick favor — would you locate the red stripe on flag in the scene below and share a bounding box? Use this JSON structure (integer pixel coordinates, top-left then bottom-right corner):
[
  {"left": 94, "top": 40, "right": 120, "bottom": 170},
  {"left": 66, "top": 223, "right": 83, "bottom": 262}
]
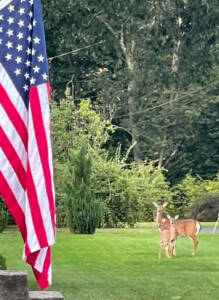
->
[
  {"left": 26, "top": 249, "right": 50, "bottom": 290},
  {"left": 0, "top": 172, "right": 26, "bottom": 240},
  {"left": 29, "top": 86, "right": 55, "bottom": 231},
  {"left": 26, "top": 250, "right": 39, "bottom": 266},
  {"left": 26, "top": 161, "right": 49, "bottom": 248},
  {"left": 0, "top": 84, "right": 28, "bottom": 150},
  {"left": 32, "top": 248, "right": 50, "bottom": 290},
  {"left": 0, "top": 127, "right": 26, "bottom": 190}
]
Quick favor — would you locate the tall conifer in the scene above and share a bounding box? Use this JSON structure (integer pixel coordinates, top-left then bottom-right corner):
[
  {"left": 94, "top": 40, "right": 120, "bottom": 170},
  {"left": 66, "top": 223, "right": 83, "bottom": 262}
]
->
[{"left": 64, "top": 142, "right": 100, "bottom": 234}]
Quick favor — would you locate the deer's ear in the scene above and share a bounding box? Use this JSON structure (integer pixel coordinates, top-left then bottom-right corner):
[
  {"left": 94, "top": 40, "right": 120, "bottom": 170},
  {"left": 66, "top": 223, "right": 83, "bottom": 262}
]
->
[
  {"left": 153, "top": 202, "right": 158, "bottom": 208},
  {"left": 162, "top": 218, "right": 166, "bottom": 223},
  {"left": 167, "top": 215, "right": 171, "bottom": 219},
  {"left": 175, "top": 215, "right": 179, "bottom": 220},
  {"left": 163, "top": 202, "right": 168, "bottom": 208}
]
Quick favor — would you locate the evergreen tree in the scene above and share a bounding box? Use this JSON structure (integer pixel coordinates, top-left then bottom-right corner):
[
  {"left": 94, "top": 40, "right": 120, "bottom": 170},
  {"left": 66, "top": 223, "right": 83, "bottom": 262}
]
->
[{"left": 64, "top": 142, "right": 100, "bottom": 234}]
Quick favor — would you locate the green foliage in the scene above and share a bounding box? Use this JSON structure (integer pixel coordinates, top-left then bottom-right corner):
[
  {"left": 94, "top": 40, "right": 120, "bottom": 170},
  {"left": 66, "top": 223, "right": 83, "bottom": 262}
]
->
[
  {"left": 64, "top": 142, "right": 100, "bottom": 234},
  {"left": 91, "top": 156, "right": 138, "bottom": 227},
  {"left": 167, "top": 188, "right": 191, "bottom": 218},
  {"left": 52, "top": 97, "right": 173, "bottom": 226},
  {"left": 51, "top": 96, "right": 219, "bottom": 226},
  {"left": 134, "top": 164, "right": 172, "bottom": 221},
  {"left": 175, "top": 174, "right": 207, "bottom": 205},
  {"left": 0, "top": 254, "right": 6, "bottom": 270},
  {"left": 92, "top": 155, "right": 172, "bottom": 226},
  {"left": 51, "top": 98, "right": 114, "bottom": 227},
  {"left": 167, "top": 94, "right": 219, "bottom": 184},
  {"left": 169, "top": 173, "right": 219, "bottom": 218},
  {"left": 0, "top": 208, "right": 8, "bottom": 233},
  {"left": 43, "top": 0, "right": 218, "bottom": 184}
]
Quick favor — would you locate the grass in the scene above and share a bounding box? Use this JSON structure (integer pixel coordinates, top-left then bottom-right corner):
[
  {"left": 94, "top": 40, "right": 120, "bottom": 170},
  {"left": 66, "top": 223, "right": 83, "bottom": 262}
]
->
[{"left": 0, "top": 226, "right": 219, "bottom": 300}]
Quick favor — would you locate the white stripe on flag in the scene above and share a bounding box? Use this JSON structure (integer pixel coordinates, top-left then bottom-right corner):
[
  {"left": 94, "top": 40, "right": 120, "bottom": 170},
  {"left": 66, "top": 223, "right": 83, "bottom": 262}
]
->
[
  {"left": 0, "top": 0, "right": 13, "bottom": 10},
  {"left": 37, "top": 84, "right": 55, "bottom": 200},
  {"left": 34, "top": 247, "right": 48, "bottom": 273},
  {"left": 48, "top": 265, "right": 52, "bottom": 285},
  {"left": 28, "top": 103, "right": 55, "bottom": 245},
  {"left": 24, "top": 194, "right": 41, "bottom": 254},
  {"left": 0, "top": 63, "right": 28, "bottom": 126},
  {"left": 0, "top": 104, "right": 27, "bottom": 171},
  {"left": 0, "top": 148, "right": 25, "bottom": 213}
]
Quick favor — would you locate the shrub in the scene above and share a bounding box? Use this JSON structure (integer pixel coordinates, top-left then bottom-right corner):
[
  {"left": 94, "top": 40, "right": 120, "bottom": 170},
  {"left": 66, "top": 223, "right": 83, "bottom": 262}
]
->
[
  {"left": 92, "top": 156, "right": 172, "bottom": 226},
  {"left": 0, "top": 254, "right": 6, "bottom": 270},
  {"left": 0, "top": 209, "right": 8, "bottom": 233},
  {"left": 64, "top": 142, "right": 100, "bottom": 234},
  {"left": 171, "top": 173, "right": 219, "bottom": 218},
  {"left": 189, "top": 194, "right": 219, "bottom": 221}
]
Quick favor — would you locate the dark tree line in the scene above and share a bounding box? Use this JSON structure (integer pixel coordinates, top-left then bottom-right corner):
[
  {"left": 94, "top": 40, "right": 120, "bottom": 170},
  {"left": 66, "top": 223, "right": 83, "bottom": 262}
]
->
[{"left": 42, "top": 0, "right": 219, "bottom": 184}]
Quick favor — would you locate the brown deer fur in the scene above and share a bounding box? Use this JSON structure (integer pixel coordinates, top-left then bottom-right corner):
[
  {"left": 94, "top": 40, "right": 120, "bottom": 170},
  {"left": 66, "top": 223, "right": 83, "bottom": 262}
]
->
[{"left": 153, "top": 202, "right": 201, "bottom": 256}]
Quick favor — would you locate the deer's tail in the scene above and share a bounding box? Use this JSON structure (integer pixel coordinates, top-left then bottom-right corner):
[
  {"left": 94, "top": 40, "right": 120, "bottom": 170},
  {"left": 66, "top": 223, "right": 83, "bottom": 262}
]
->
[{"left": 195, "top": 220, "right": 201, "bottom": 235}]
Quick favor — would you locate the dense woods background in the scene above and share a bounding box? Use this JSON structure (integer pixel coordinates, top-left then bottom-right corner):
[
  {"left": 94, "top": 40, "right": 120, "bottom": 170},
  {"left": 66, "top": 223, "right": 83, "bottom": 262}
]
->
[
  {"left": 40, "top": 0, "right": 219, "bottom": 229},
  {"left": 1, "top": 0, "right": 218, "bottom": 231}
]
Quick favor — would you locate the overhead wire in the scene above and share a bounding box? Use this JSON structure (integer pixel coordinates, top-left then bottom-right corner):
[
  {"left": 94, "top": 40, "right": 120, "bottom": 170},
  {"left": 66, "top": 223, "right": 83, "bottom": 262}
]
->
[
  {"left": 112, "top": 79, "right": 219, "bottom": 120},
  {"left": 48, "top": 44, "right": 218, "bottom": 118},
  {"left": 48, "top": 40, "right": 105, "bottom": 62},
  {"left": 52, "top": 78, "right": 218, "bottom": 119}
]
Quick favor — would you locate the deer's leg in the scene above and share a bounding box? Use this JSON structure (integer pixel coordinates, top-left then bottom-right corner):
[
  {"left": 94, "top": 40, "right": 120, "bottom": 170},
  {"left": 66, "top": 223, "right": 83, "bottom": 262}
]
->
[
  {"left": 173, "top": 241, "right": 176, "bottom": 256},
  {"left": 190, "top": 235, "right": 199, "bottom": 256},
  {"left": 165, "top": 245, "right": 172, "bottom": 258}
]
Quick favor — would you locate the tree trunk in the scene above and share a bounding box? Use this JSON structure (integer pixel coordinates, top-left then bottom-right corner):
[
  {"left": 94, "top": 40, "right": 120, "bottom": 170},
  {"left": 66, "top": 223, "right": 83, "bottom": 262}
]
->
[
  {"left": 170, "top": 39, "right": 182, "bottom": 103},
  {"left": 128, "top": 79, "right": 141, "bottom": 163},
  {"left": 172, "top": 39, "right": 181, "bottom": 73},
  {"left": 159, "top": 37, "right": 182, "bottom": 167},
  {"left": 120, "top": 32, "right": 141, "bottom": 163}
]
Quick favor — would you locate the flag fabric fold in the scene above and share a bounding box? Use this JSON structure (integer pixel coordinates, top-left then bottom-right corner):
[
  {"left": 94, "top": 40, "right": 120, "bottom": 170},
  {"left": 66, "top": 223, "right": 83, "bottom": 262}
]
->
[{"left": 0, "top": 0, "right": 55, "bottom": 290}]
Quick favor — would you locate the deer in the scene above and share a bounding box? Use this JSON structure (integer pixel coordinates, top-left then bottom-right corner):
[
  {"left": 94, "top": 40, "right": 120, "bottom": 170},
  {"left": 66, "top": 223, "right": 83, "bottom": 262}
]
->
[
  {"left": 158, "top": 215, "right": 178, "bottom": 259},
  {"left": 153, "top": 202, "right": 201, "bottom": 256}
]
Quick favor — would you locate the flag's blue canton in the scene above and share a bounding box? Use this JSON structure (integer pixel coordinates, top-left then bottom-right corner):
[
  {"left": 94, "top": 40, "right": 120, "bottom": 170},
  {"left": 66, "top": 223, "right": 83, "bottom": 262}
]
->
[{"left": 0, "top": 0, "right": 49, "bottom": 107}]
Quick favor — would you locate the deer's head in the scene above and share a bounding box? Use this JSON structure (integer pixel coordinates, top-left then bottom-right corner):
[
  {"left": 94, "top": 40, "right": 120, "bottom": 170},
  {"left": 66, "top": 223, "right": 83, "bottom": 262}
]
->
[
  {"left": 153, "top": 202, "right": 168, "bottom": 214},
  {"left": 167, "top": 215, "right": 179, "bottom": 243}
]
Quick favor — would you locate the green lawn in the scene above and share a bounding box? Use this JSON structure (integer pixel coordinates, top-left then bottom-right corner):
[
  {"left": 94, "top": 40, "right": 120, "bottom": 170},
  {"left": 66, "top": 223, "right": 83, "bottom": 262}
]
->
[{"left": 0, "top": 226, "right": 219, "bottom": 300}]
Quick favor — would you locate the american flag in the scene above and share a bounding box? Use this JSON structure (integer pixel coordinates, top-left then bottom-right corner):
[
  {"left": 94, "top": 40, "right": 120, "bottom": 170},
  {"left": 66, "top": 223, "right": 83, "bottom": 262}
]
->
[{"left": 0, "top": 0, "right": 56, "bottom": 290}]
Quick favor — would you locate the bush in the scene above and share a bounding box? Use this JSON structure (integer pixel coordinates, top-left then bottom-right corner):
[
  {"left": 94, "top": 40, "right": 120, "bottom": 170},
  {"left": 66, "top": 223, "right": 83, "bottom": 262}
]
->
[
  {"left": 0, "top": 209, "right": 8, "bottom": 233},
  {"left": 189, "top": 194, "right": 219, "bottom": 221},
  {"left": 92, "top": 156, "right": 172, "bottom": 226},
  {"left": 171, "top": 173, "right": 219, "bottom": 218},
  {"left": 52, "top": 97, "right": 173, "bottom": 227},
  {"left": 0, "top": 254, "right": 6, "bottom": 270}
]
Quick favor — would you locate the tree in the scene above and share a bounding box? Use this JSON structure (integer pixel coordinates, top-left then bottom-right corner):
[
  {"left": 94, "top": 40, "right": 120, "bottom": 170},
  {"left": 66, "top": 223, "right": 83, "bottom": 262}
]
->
[
  {"left": 43, "top": 0, "right": 218, "bottom": 183},
  {"left": 64, "top": 142, "right": 100, "bottom": 234},
  {"left": 51, "top": 97, "right": 173, "bottom": 227},
  {"left": 51, "top": 98, "right": 113, "bottom": 226},
  {"left": 167, "top": 89, "right": 219, "bottom": 183}
]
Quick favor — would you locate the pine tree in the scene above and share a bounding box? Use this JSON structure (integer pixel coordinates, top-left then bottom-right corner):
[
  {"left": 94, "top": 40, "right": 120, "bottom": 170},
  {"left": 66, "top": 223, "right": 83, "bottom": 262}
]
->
[{"left": 64, "top": 142, "right": 100, "bottom": 234}]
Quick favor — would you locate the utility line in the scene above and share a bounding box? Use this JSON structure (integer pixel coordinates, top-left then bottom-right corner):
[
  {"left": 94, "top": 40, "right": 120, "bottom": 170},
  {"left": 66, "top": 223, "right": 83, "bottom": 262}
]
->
[
  {"left": 56, "top": 79, "right": 218, "bottom": 116},
  {"left": 112, "top": 79, "right": 219, "bottom": 120},
  {"left": 48, "top": 40, "right": 105, "bottom": 62},
  {"left": 132, "top": 87, "right": 215, "bottom": 127}
]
